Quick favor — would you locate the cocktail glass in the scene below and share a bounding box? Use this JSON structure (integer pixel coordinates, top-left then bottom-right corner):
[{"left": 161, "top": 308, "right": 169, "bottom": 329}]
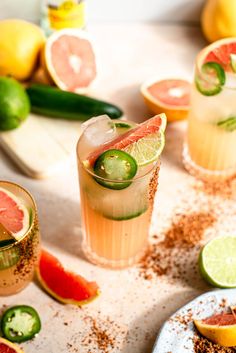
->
[
  {"left": 0, "top": 181, "right": 40, "bottom": 296},
  {"left": 76, "top": 115, "right": 165, "bottom": 269},
  {"left": 183, "top": 39, "right": 236, "bottom": 180}
]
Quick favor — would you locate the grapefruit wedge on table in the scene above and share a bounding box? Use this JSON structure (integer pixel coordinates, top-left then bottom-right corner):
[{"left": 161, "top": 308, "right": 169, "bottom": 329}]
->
[
  {"left": 0, "top": 187, "right": 29, "bottom": 242},
  {"left": 194, "top": 311, "right": 236, "bottom": 347},
  {"left": 141, "top": 79, "right": 190, "bottom": 122},
  {"left": 0, "top": 338, "right": 24, "bottom": 353},
  {"left": 37, "top": 249, "right": 99, "bottom": 305},
  {"left": 42, "top": 28, "right": 97, "bottom": 92},
  {"left": 85, "top": 114, "right": 166, "bottom": 167}
]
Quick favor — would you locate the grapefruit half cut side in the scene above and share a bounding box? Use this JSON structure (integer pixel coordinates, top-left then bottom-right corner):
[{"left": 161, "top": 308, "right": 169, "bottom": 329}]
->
[
  {"left": 0, "top": 187, "right": 29, "bottom": 241},
  {"left": 44, "top": 28, "right": 97, "bottom": 93},
  {"left": 37, "top": 249, "right": 99, "bottom": 305},
  {"left": 141, "top": 78, "right": 190, "bottom": 122}
]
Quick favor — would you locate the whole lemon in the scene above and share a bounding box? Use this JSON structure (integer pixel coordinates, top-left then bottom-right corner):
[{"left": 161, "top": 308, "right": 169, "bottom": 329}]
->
[
  {"left": 202, "top": 0, "right": 236, "bottom": 42},
  {"left": 0, "top": 19, "right": 45, "bottom": 81}
]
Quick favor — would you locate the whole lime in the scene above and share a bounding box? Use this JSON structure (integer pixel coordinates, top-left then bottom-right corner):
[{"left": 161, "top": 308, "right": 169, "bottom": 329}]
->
[{"left": 0, "top": 77, "right": 30, "bottom": 131}]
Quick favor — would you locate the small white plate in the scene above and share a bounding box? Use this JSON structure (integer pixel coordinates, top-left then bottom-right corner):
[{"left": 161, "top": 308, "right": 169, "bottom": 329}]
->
[{"left": 152, "top": 289, "right": 236, "bottom": 353}]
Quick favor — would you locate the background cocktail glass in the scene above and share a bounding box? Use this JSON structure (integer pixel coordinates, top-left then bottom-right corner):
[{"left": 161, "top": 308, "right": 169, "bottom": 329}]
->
[
  {"left": 77, "top": 118, "right": 162, "bottom": 269},
  {"left": 0, "top": 181, "right": 40, "bottom": 296},
  {"left": 183, "top": 42, "right": 236, "bottom": 180}
]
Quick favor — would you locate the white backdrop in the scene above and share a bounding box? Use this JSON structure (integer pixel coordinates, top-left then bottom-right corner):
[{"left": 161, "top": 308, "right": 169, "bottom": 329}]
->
[{"left": 0, "top": 0, "right": 204, "bottom": 23}]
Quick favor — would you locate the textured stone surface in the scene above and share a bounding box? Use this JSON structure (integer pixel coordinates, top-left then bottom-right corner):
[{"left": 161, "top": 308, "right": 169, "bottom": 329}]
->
[{"left": 0, "top": 24, "right": 229, "bottom": 353}]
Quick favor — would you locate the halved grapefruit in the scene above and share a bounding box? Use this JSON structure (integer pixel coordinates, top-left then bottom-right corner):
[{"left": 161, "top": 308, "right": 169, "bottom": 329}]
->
[
  {"left": 0, "top": 187, "right": 29, "bottom": 241},
  {"left": 141, "top": 79, "right": 190, "bottom": 122},
  {"left": 0, "top": 337, "right": 24, "bottom": 353},
  {"left": 196, "top": 38, "right": 236, "bottom": 96},
  {"left": 37, "top": 249, "right": 99, "bottom": 305},
  {"left": 42, "top": 29, "right": 97, "bottom": 93},
  {"left": 194, "top": 312, "right": 236, "bottom": 347},
  {"left": 85, "top": 114, "right": 166, "bottom": 167}
]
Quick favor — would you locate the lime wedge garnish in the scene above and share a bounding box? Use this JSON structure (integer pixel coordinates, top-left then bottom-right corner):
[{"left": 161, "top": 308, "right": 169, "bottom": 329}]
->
[
  {"left": 123, "top": 130, "right": 165, "bottom": 166},
  {"left": 230, "top": 54, "right": 236, "bottom": 73},
  {"left": 0, "top": 223, "right": 16, "bottom": 248},
  {"left": 199, "top": 236, "right": 236, "bottom": 288}
]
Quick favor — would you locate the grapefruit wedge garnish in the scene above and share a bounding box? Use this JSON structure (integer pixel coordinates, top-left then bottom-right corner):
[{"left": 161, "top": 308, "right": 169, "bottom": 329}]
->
[
  {"left": 0, "top": 337, "right": 24, "bottom": 353},
  {"left": 85, "top": 114, "right": 166, "bottom": 167},
  {"left": 43, "top": 28, "right": 97, "bottom": 92},
  {"left": 141, "top": 79, "right": 190, "bottom": 122},
  {"left": 194, "top": 311, "right": 236, "bottom": 347},
  {"left": 196, "top": 38, "right": 236, "bottom": 96},
  {"left": 37, "top": 249, "right": 99, "bottom": 306},
  {"left": 0, "top": 187, "right": 29, "bottom": 242}
]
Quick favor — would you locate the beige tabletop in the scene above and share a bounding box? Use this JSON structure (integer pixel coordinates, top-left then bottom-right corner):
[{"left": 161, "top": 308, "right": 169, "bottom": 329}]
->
[{"left": 1, "top": 23, "right": 235, "bottom": 353}]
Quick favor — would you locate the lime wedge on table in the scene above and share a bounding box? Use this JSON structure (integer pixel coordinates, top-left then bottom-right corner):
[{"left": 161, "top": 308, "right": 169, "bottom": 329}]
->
[
  {"left": 199, "top": 236, "right": 236, "bottom": 288},
  {"left": 124, "top": 130, "right": 165, "bottom": 166}
]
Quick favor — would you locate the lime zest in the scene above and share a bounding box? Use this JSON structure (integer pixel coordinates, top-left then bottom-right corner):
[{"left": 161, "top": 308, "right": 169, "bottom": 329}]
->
[{"left": 217, "top": 116, "right": 236, "bottom": 132}]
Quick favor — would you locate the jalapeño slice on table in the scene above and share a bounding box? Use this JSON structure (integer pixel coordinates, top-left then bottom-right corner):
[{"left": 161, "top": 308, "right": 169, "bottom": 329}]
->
[
  {"left": 1, "top": 305, "right": 41, "bottom": 343},
  {"left": 93, "top": 149, "right": 137, "bottom": 190},
  {"left": 195, "top": 62, "right": 226, "bottom": 96}
]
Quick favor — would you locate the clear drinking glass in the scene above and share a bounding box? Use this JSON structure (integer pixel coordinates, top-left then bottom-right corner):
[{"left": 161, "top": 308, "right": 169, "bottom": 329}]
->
[
  {"left": 183, "top": 40, "right": 236, "bottom": 180},
  {"left": 77, "top": 119, "right": 162, "bottom": 269},
  {"left": 0, "top": 181, "right": 41, "bottom": 296}
]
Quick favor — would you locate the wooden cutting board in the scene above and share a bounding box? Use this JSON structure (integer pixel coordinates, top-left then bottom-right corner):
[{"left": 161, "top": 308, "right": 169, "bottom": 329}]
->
[{"left": 0, "top": 113, "right": 82, "bottom": 179}]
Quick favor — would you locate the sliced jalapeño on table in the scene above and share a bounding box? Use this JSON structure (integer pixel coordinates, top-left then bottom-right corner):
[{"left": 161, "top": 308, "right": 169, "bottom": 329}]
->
[{"left": 1, "top": 305, "right": 41, "bottom": 343}]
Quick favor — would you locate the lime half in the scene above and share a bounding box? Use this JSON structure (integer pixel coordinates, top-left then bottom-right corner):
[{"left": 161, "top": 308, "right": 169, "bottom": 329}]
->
[
  {"left": 123, "top": 130, "right": 165, "bottom": 166},
  {"left": 199, "top": 236, "right": 236, "bottom": 288}
]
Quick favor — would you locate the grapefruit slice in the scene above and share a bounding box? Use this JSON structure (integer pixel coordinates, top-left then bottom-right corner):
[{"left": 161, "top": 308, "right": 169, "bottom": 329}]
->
[
  {"left": 43, "top": 28, "right": 97, "bottom": 93},
  {"left": 0, "top": 187, "right": 29, "bottom": 241},
  {"left": 141, "top": 79, "right": 190, "bottom": 122},
  {"left": 37, "top": 249, "right": 99, "bottom": 305},
  {"left": 0, "top": 337, "right": 24, "bottom": 353},
  {"left": 194, "top": 312, "right": 236, "bottom": 347},
  {"left": 196, "top": 38, "right": 236, "bottom": 95},
  {"left": 85, "top": 114, "right": 166, "bottom": 167}
]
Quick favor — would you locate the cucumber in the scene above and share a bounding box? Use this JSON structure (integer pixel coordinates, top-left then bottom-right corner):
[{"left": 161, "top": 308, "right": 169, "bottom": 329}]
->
[{"left": 26, "top": 84, "right": 123, "bottom": 121}]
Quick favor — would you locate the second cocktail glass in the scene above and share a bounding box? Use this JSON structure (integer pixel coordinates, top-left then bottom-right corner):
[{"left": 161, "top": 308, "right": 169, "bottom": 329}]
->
[
  {"left": 0, "top": 181, "right": 40, "bottom": 296},
  {"left": 184, "top": 38, "right": 236, "bottom": 180},
  {"left": 77, "top": 114, "right": 166, "bottom": 269}
]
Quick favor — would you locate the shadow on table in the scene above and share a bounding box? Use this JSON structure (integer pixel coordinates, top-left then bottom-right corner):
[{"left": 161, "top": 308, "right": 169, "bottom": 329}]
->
[
  {"left": 38, "top": 190, "right": 86, "bottom": 261},
  {"left": 161, "top": 120, "right": 187, "bottom": 172},
  {"left": 121, "top": 289, "right": 202, "bottom": 353}
]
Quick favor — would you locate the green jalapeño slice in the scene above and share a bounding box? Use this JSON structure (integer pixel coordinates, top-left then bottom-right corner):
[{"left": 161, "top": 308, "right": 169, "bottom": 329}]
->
[
  {"left": 195, "top": 62, "right": 226, "bottom": 96},
  {"left": 1, "top": 305, "right": 41, "bottom": 343},
  {"left": 93, "top": 149, "right": 137, "bottom": 190}
]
